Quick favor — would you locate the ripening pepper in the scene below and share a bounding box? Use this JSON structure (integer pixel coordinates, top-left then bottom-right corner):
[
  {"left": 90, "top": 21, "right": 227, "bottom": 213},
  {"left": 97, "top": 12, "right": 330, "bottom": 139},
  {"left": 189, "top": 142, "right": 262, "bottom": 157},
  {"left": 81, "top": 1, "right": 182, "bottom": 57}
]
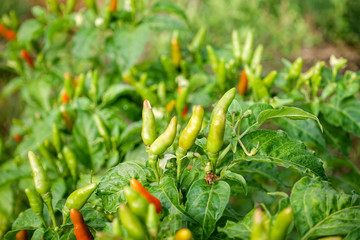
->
[
  {"left": 20, "top": 50, "right": 34, "bottom": 68},
  {"left": 70, "top": 208, "right": 94, "bottom": 240},
  {"left": 130, "top": 178, "right": 162, "bottom": 214},
  {"left": 174, "top": 228, "right": 193, "bottom": 240},
  {"left": 15, "top": 230, "right": 27, "bottom": 240},
  {"left": 109, "top": 0, "right": 117, "bottom": 12},
  {"left": 176, "top": 87, "right": 189, "bottom": 119},
  {"left": 207, "top": 108, "right": 226, "bottom": 154},
  {"left": 171, "top": 31, "right": 182, "bottom": 68},
  {"left": 0, "top": 23, "right": 16, "bottom": 40},
  {"left": 237, "top": 70, "right": 248, "bottom": 96}
]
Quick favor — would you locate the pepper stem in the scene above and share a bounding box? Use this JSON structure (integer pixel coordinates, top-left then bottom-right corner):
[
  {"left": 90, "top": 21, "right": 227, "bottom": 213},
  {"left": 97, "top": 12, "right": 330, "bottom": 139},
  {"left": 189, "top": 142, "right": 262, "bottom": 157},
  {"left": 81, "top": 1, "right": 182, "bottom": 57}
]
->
[
  {"left": 208, "top": 152, "right": 218, "bottom": 174},
  {"left": 42, "top": 192, "right": 57, "bottom": 228},
  {"left": 176, "top": 147, "right": 187, "bottom": 183},
  {"left": 148, "top": 154, "right": 160, "bottom": 183}
]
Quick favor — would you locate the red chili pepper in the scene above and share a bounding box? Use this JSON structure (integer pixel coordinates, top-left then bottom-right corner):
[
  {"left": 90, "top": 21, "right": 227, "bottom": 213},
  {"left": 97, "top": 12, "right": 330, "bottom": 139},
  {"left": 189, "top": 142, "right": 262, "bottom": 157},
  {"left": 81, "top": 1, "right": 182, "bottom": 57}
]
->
[
  {"left": 130, "top": 178, "right": 162, "bottom": 214},
  {"left": 20, "top": 50, "right": 34, "bottom": 68},
  {"left": 177, "top": 87, "right": 183, "bottom": 94},
  {"left": 109, "top": 0, "right": 117, "bottom": 12},
  {"left": 14, "top": 134, "right": 22, "bottom": 143},
  {"left": 0, "top": 23, "right": 16, "bottom": 41},
  {"left": 237, "top": 70, "right": 248, "bottom": 96},
  {"left": 182, "top": 104, "right": 189, "bottom": 118},
  {"left": 62, "top": 91, "right": 70, "bottom": 104},
  {"left": 70, "top": 208, "right": 94, "bottom": 240}
]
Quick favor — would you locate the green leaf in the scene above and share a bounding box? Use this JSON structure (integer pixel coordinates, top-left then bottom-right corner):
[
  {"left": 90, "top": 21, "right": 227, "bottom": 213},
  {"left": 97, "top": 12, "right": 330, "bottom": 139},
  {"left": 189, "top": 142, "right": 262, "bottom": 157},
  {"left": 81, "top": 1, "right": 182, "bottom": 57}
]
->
[
  {"left": 110, "top": 25, "right": 150, "bottom": 71},
  {"left": 145, "top": 14, "right": 188, "bottom": 31},
  {"left": 290, "top": 177, "right": 360, "bottom": 240},
  {"left": 101, "top": 84, "right": 136, "bottom": 106},
  {"left": 321, "top": 98, "right": 360, "bottom": 137},
  {"left": 1, "top": 77, "right": 23, "bottom": 98},
  {"left": 17, "top": 19, "right": 42, "bottom": 44},
  {"left": 152, "top": 1, "right": 188, "bottom": 22},
  {"left": 276, "top": 118, "right": 327, "bottom": 151},
  {"left": 185, "top": 179, "right": 231, "bottom": 239},
  {"left": 247, "top": 105, "right": 322, "bottom": 134},
  {"left": 218, "top": 208, "right": 255, "bottom": 240},
  {"left": 96, "top": 162, "right": 147, "bottom": 213},
  {"left": 223, "top": 171, "right": 247, "bottom": 195},
  {"left": 72, "top": 111, "right": 106, "bottom": 172},
  {"left": 12, "top": 209, "right": 42, "bottom": 230},
  {"left": 158, "top": 214, "right": 182, "bottom": 238},
  {"left": 72, "top": 27, "right": 102, "bottom": 59},
  {"left": 233, "top": 130, "right": 327, "bottom": 180}
]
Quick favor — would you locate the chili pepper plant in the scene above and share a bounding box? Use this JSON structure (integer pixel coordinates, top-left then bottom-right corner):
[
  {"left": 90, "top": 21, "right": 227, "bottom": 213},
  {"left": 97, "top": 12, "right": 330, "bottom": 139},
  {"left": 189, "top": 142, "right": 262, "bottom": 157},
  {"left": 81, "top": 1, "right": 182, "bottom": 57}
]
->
[{"left": 0, "top": 0, "right": 360, "bottom": 240}]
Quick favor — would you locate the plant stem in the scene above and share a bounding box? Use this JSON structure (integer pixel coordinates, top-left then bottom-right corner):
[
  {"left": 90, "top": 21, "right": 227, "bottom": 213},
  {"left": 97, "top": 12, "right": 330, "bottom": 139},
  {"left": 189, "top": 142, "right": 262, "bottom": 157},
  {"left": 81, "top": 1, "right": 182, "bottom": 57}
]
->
[{"left": 42, "top": 192, "right": 57, "bottom": 228}]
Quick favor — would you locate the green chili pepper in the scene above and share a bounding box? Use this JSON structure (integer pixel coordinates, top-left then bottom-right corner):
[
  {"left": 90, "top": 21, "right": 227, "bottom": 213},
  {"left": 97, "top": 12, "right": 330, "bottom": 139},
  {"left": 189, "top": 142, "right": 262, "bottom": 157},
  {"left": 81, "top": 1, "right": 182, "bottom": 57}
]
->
[
  {"left": 25, "top": 188, "right": 46, "bottom": 227},
  {"left": 28, "top": 151, "right": 57, "bottom": 227},
  {"left": 250, "top": 207, "right": 268, "bottom": 240},
  {"left": 63, "top": 146, "right": 77, "bottom": 180},
  {"left": 124, "top": 186, "right": 148, "bottom": 220},
  {"left": 188, "top": 27, "right": 206, "bottom": 52},
  {"left": 210, "top": 88, "right": 236, "bottom": 122},
  {"left": 320, "top": 82, "right": 336, "bottom": 100},
  {"left": 93, "top": 113, "right": 110, "bottom": 146},
  {"left": 89, "top": 70, "right": 98, "bottom": 104},
  {"left": 263, "top": 70, "right": 277, "bottom": 89},
  {"left": 62, "top": 183, "right": 98, "bottom": 224},
  {"left": 161, "top": 55, "right": 176, "bottom": 78},
  {"left": 232, "top": 30, "right": 241, "bottom": 62},
  {"left": 311, "top": 61, "right": 325, "bottom": 98},
  {"left": 38, "top": 142, "right": 58, "bottom": 173},
  {"left": 52, "top": 124, "right": 62, "bottom": 155},
  {"left": 112, "top": 218, "right": 122, "bottom": 236},
  {"left": 206, "top": 45, "right": 218, "bottom": 74},
  {"left": 178, "top": 105, "right": 204, "bottom": 151},
  {"left": 269, "top": 207, "right": 293, "bottom": 240},
  {"left": 288, "top": 57, "right": 303, "bottom": 80},
  {"left": 317, "top": 237, "right": 342, "bottom": 240},
  {"left": 84, "top": 0, "right": 98, "bottom": 14},
  {"left": 74, "top": 73, "right": 85, "bottom": 99},
  {"left": 142, "top": 100, "right": 157, "bottom": 147},
  {"left": 176, "top": 87, "right": 189, "bottom": 120},
  {"left": 207, "top": 108, "right": 226, "bottom": 155},
  {"left": 242, "top": 31, "right": 254, "bottom": 65},
  {"left": 146, "top": 203, "right": 160, "bottom": 239},
  {"left": 118, "top": 203, "right": 148, "bottom": 240},
  {"left": 217, "top": 58, "right": 226, "bottom": 92},
  {"left": 149, "top": 116, "right": 177, "bottom": 155},
  {"left": 65, "top": 0, "right": 76, "bottom": 14},
  {"left": 251, "top": 44, "right": 263, "bottom": 70},
  {"left": 28, "top": 151, "right": 50, "bottom": 195},
  {"left": 46, "top": 0, "right": 59, "bottom": 14}
]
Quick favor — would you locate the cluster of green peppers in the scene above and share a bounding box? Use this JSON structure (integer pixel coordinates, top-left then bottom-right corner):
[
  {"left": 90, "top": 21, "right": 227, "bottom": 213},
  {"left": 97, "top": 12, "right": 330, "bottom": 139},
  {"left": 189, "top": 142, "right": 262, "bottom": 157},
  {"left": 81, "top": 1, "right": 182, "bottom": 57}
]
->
[
  {"left": 142, "top": 88, "right": 237, "bottom": 185},
  {"left": 26, "top": 151, "right": 97, "bottom": 229}
]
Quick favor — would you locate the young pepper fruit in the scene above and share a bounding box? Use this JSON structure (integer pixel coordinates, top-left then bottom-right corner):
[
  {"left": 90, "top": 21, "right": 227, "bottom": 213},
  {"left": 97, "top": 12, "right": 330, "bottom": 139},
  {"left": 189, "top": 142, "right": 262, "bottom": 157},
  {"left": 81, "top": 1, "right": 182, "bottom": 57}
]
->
[
  {"left": 210, "top": 88, "right": 236, "bottom": 122},
  {"left": 146, "top": 203, "right": 160, "bottom": 239},
  {"left": 269, "top": 207, "right": 293, "bottom": 240},
  {"left": 70, "top": 208, "right": 94, "bottom": 240},
  {"left": 25, "top": 188, "right": 46, "bottom": 227},
  {"left": 123, "top": 186, "right": 148, "bottom": 220},
  {"left": 149, "top": 116, "right": 177, "bottom": 156},
  {"left": 250, "top": 207, "right": 268, "bottom": 240},
  {"left": 63, "top": 183, "right": 98, "bottom": 224},
  {"left": 207, "top": 108, "right": 226, "bottom": 155},
  {"left": 130, "top": 178, "right": 162, "bottom": 214},
  {"left": 118, "top": 203, "right": 147, "bottom": 240},
  {"left": 141, "top": 100, "right": 157, "bottom": 147}
]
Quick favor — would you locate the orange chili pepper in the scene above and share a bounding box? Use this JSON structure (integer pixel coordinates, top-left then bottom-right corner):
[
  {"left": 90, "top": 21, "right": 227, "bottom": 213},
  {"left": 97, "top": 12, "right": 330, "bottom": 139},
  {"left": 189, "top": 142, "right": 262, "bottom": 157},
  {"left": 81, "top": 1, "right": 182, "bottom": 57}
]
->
[
  {"left": 237, "top": 70, "right": 248, "bottom": 96},
  {"left": 20, "top": 50, "right": 34, "bottom": 68},
  {"left": 0, "top": 23, "right": 16, "bottom": 41},
  {"left": 15, "top": 230, "right": 28, "bottom": 240},
  {"left": 14, "top": 134, "right": 22, "bottom": 143},
  {"left": 130, "top": 178, "right": 162, "bottom": 214},
  {"left": 109, "top": 0, "right": 117, "bottom": 12},
  {"left": 70, "top": 208, "right": 94, "bottom": 240},
  {"left": 62, "top": 91, "right": 70, "bottom": 104},
  {"left": 182, "top": 104, "right": 189, "bottom": 118}
]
